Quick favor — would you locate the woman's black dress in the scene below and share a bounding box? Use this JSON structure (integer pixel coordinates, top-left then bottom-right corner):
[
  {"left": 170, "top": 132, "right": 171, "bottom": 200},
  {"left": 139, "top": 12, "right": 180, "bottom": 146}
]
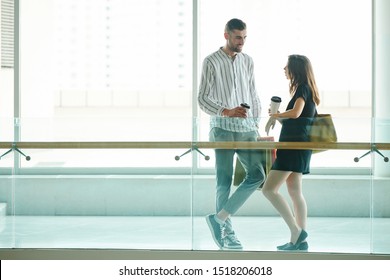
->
[{"left": 271, "top": 84, "right": 316, "bottom": 174}]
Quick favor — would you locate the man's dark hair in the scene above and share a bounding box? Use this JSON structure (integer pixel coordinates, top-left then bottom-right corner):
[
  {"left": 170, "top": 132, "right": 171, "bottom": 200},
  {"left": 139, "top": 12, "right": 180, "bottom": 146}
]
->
[{"left": 225, "top": 18, "right": 246, "bottom": 33}]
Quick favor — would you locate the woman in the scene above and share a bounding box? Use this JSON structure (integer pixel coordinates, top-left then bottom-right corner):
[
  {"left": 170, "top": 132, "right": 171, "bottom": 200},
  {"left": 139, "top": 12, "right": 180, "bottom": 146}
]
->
[{"left": 262, "top": 54, "right": 320, "bottom": 251}]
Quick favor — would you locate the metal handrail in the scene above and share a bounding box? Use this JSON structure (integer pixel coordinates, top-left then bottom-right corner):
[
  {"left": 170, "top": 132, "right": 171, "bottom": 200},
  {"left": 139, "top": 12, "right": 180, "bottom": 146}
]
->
[
  {"left": 0, "top": 141, "right": 389, "bottom": 150},
  {"left": 1, "top": 141, "right": 389, "bottom": 162}
]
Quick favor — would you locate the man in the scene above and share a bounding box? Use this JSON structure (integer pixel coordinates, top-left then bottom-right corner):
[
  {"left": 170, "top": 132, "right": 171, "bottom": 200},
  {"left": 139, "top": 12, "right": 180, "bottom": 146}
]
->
[{"left": 198, "top": 18, "right": 265, "bottom": 250}]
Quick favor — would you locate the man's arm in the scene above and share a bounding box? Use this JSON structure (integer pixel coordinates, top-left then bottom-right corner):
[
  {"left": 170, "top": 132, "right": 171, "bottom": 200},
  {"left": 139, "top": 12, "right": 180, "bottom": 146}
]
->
[{"left": 197, "top": 59, "right": 225, "bottom": 116}]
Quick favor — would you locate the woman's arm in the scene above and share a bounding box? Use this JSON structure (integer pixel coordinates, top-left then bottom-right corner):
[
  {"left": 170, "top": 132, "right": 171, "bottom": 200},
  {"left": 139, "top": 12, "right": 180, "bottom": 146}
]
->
[{"left": 270, "top": 97, "right": 305, "bottom": 119}]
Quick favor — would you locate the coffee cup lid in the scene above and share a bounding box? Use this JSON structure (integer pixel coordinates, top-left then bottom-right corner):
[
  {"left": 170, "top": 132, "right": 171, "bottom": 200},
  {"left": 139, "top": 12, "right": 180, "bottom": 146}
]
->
[{"left": 271, "top": 96, "right": 282, "bottom": 103}]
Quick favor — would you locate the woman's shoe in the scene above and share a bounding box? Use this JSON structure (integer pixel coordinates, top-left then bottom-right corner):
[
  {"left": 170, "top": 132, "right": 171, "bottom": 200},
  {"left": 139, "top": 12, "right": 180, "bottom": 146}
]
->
[
  {"left": 277, "top": 241, "right": 309, "bottom": 251},
  {"left": 277, "top": 229, "right": 309, "bottom": 251},
  {"left": 277, "top": 242, "right": 292, "bottom": 250},
  {"left": 295, "top": 229, "right": 308, "bottom": 245},
  {"left": 298, "top": 241, "right": 309, "bottom": 251}
]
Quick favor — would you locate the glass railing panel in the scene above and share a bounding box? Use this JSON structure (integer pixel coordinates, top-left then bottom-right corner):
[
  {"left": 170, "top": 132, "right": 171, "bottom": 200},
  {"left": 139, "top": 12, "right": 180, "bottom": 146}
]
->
[
  {"left": 1, "top": 116, "right": 389, "bottom": 254},
  {"left": 2, "top": 114, "right": 194, "bottom": 250},
  {"left": 192, "top": 156, "right": 374, "bottom": 252},
  {"left": 192, "top": 116, "right": 382, "bottom": 253},
  {"left": 9, "top": 147, "right": 193, "bottom": 250}
]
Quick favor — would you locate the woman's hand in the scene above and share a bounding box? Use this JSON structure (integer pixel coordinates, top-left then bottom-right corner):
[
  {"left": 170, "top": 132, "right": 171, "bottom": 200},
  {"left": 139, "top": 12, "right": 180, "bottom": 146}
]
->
[{"left": 265, "top": 117, "right": 276, "bottom": 135}]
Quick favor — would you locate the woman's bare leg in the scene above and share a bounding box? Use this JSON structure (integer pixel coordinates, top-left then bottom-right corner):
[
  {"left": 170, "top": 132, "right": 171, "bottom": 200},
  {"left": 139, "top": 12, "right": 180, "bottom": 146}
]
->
[
  {"left": 262, "top": 170, "right": 302, "bottom": 243},
  {"left": 286, "top": 172, "right": 307, "bottom": 231}
]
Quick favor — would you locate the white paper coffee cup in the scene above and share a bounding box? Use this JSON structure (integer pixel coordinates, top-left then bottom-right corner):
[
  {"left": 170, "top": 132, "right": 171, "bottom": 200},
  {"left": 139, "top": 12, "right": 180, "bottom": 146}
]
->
[{"left": 270, "top": 96, "right": 282, "bottom": 114}]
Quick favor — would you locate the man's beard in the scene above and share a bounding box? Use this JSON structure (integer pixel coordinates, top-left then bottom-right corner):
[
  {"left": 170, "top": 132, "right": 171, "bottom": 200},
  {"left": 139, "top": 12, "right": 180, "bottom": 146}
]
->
[{"left": 229, "top": 45, "right": 243, "bottom": 53}]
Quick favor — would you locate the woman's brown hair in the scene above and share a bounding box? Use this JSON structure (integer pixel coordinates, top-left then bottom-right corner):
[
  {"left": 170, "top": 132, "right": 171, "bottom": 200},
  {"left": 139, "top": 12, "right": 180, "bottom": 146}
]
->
[{"left": 287, "top": 54, "right": 320, "bottom": 106}]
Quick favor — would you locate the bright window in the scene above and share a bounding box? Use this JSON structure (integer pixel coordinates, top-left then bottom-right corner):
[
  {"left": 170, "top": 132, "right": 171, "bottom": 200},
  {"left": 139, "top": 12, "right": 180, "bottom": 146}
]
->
[
  {"left": 198, "top": 0, "right": 372, "bottom": 169},
  {"left": 18, "top": 0, "right": 193, "bottom": 168},
  {"left": 0, "top": 0, "right": 372, "bottom": 171}
]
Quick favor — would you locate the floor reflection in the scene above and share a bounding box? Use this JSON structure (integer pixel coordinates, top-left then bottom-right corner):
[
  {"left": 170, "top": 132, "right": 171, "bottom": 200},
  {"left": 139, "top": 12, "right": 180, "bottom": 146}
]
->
[{"left": 0, "top": 216, "right": 389, "bottom": 254}]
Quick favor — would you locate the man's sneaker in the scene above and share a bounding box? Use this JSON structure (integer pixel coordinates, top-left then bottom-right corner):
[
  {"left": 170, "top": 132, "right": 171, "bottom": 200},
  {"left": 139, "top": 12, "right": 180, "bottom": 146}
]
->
[
  {"left": 223, "top": 233, "right": 243, "bottom": 250},
  {"left": 205, "top": 214, "right": 224, "bottom": 249}
]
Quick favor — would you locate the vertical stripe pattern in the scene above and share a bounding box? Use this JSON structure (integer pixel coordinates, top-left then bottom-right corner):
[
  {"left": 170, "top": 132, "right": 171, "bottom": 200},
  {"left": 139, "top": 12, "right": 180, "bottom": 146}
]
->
[{"left": 198, "top": 48, "right": 261, "bottom": 132}]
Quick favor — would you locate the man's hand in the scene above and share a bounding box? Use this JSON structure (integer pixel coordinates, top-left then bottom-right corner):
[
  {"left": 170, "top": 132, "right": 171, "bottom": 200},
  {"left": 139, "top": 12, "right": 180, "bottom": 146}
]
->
[{"left": 222, "top": 106, "right": 248, "bottom": 118}]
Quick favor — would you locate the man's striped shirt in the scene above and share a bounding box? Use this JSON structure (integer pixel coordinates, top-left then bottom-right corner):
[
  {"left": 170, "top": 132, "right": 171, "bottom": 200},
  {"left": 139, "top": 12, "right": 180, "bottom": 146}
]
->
[{"left": 198, "top": 48, "right": 261, "bottom": 132}]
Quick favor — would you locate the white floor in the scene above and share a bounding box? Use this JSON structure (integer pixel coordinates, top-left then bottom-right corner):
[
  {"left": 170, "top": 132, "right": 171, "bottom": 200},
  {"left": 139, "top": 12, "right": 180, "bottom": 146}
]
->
[{"left": 1, "top": 216, "right": 390, "bottom": 255}]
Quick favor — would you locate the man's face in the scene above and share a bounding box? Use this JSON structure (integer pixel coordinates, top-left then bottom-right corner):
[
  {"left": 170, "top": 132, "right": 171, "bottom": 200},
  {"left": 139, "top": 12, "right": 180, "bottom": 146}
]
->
[{"left": 225, "top": 29, "right": 247, "bottom": 53}]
